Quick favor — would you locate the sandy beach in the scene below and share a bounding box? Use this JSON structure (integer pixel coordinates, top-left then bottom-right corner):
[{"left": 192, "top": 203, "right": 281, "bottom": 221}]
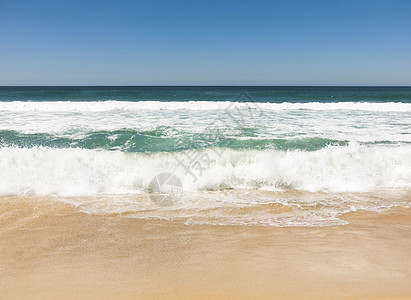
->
[
  {"left": 2, "top": 0, "right": 411, "bottom": 298},
  {"left": 1, "top": 195, "right": 410, "bottom": 299}
]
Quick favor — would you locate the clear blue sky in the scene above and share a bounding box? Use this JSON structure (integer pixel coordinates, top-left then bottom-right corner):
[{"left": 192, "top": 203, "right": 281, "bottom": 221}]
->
[{"left": 0, "top": 0, "right": 410, "bottom": 85}]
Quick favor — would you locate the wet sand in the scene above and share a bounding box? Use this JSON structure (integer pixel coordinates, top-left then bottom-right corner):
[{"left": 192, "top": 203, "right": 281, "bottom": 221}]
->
[{"left": 1, "top": 196, "right": 411, "bottom": 299}]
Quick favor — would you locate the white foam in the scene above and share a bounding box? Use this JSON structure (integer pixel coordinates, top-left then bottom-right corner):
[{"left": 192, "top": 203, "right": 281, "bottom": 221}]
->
[
  {"left": 0, "top": 143, "right": 410, "bottom": 197},
  {"left": 1, "top": 101, "right": 410, "bottom": 144},
  {"left": 0, "top": 100, "right": 410, "bottom": 112}
]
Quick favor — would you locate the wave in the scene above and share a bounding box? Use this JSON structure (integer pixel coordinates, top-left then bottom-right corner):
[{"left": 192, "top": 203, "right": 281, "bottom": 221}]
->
[
  {"left": 0, "top": 143, "right": 410, "bottom": 196},
  {"left": 0, "top": 129, "right": 352, "bottom": 152},
  {"left": 1, "top": 100, "right": 411, "bottom": 112}
]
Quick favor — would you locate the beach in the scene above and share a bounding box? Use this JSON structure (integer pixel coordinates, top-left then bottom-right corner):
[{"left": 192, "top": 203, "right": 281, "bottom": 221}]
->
[
  {"left": 2, "top": 0, "right": 411, "bottom": 297},
  {"left": 1, "top": 194, "right": 411, "bottom": 299},
  {"left": 0, "top": 86, "right": 410, "bottom": 299}
]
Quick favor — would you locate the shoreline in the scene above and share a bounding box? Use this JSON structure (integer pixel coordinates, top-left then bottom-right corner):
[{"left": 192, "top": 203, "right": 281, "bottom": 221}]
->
[{"left": 1, "top": 196, "right": 411, "bottom": 299}]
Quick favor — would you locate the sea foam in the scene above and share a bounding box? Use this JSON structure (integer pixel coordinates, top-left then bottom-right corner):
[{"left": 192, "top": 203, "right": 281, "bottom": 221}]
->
[
  {"left": 0, "top": 143, "right": 410, "bottom": 196},
  {"left": 0, "top": 100, "right": 411, "bottom": 112}
]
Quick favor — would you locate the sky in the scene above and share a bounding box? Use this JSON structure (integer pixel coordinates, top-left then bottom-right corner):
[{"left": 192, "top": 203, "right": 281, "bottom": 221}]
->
[{"left": 0, "top": 0, "right": 410, "bottom": 86}]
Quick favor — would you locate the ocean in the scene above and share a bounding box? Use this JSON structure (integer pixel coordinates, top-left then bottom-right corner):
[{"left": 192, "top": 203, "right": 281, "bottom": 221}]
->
[{"left": 0, "top": 86, "right": 410, "bottom": 227}]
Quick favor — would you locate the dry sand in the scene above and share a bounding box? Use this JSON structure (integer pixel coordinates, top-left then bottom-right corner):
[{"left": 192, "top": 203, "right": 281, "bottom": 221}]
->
[{"left": 1, "top": 196, "right": 411, "bottom": 299}]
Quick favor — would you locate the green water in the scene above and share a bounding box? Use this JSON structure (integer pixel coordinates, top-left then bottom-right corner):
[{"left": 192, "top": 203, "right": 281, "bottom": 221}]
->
[{"left": 1, "top": 86, "right": 410, "bottom": 102}]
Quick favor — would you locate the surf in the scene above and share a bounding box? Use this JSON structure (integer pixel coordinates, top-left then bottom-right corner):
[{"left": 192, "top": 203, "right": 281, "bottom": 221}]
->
[{"left": 1, "top": 143, "right": 410, "bottom": 197}]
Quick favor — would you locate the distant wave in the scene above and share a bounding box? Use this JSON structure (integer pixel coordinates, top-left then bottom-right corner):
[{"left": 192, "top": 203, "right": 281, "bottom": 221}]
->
[
  {"left": 1, "top": 100, "right": 411, "bottom": 112},
  {"left": 1, "top": 143, "right": 410, "bottom": 196}
]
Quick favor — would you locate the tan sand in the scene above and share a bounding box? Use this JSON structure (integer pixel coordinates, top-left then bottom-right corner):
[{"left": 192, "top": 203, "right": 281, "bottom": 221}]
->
[{"left": 1, "top": 196, "right": 411, "bottom": 299}]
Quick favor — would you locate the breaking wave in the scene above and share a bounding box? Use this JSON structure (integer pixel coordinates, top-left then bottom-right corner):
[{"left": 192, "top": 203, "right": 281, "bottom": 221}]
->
[{"left": 1, "top": 143, "right": 410, "bottom": 196}]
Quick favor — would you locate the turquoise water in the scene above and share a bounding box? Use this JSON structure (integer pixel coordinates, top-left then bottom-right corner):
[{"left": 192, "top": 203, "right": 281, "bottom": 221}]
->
[
  {"left": 0, "top": 86, "right": 410, "bottom": 152},
  {"left": 0, "top": 129, "right": 350, "bottom": 152},
  {"left": 1, "top": 86, "right": 411, "bottom": 102}
]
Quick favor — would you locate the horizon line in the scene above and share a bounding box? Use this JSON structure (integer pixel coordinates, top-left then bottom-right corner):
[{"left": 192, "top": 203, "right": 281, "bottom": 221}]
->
[{"left": 1, "top": 85, "right": 411, "bottom": 88}]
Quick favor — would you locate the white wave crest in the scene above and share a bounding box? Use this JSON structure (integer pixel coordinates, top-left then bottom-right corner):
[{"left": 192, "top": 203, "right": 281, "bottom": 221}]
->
[
  {"left": 0, "top": 143, "right": 410, "bottom": 196},
  {"left": 0, "top": 100, "right": 410, "bottom": 112}
]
